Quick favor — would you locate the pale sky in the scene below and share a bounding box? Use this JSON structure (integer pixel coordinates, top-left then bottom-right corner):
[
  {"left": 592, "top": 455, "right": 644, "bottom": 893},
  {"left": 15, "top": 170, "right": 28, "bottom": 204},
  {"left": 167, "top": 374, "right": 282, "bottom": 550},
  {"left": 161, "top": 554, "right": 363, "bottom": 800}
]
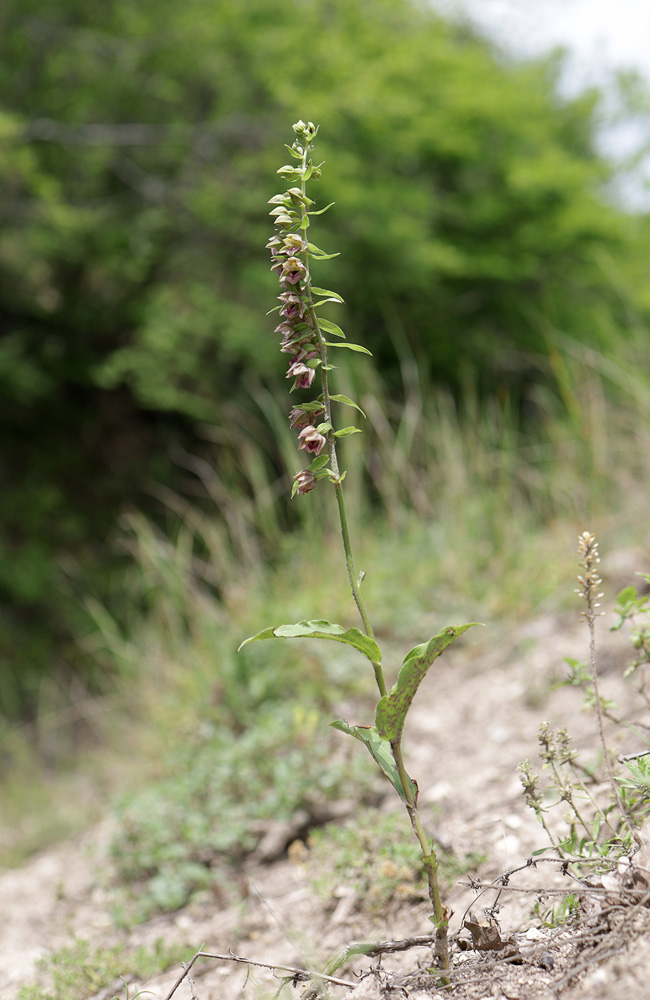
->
[
  {"left": 434, "top": 0, "right": 650, "bottom": 85},
  {"left": 433, "top": 0, "right": 650, "bottom": 207}
]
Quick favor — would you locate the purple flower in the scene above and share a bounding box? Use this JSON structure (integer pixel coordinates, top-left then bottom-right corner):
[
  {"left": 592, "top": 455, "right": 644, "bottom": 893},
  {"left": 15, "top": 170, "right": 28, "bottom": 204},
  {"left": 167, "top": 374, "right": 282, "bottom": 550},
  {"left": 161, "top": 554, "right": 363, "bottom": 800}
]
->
[
  {"left": 281, "top": 257, "right": 308, "bottom": 285},
  {"left": 275, "top": 321, "right": 296, "bottom": 340},
  {"left": 278, "top": 292, "right": 307, "bottom": 320},
  {"left": 286, "top": 360, "right": 316, "bottom": 390},
  {"left": 293, "top": 469, "right": 317, "bottom": 494},
  {"left": 282, "top": 233, "right": 309, "bottom": 255},
  {"left": 298, "top": 424, "right": 327, "bottom": 455},
  {"left": 280, "top": 303, "right": 301, "bottom": 320},
  {"left": 282, "top": 336, "right": 316, "bottom": 355}
]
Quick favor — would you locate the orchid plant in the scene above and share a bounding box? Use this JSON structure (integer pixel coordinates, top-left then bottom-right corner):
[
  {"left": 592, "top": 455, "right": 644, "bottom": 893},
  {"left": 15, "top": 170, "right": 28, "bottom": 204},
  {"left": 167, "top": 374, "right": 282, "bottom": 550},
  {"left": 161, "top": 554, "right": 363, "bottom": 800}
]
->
[{"left": 240, "top": 120, "right": 479, "bottom": 974}]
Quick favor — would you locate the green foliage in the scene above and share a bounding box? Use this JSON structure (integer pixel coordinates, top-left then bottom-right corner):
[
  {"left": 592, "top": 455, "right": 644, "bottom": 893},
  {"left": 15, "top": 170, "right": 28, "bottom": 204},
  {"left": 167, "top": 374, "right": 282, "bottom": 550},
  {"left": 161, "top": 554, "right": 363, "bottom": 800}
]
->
[
  {"left": 533, "top": 893, "right": 580, "bottom": 929},
  {"left": 520, "top": 727, "right": 636, "bottom": 875},
  {"left": 329, "top": 720, "right": 417, "bottom": 804},
  {"left": 375, "top": 624, "right": 480, "bottom": 742},
  {"left": 240, "top": 620, "right": 382, "bottom": 665},
  {"left": 17, "top": 936, "right": 183, "bottom": 1000},
  {"left": 612, "top": 575, "right": 650, "bottom": 677},
  {"left": 109, "top": 705, "right": 376, "bottom": 923},
  {"left": 618, "top": 756, "right": 650, "bottom": 812},
  {"left": 1, "top": 0, "right": 650, "bottom": 714},
  {"left": 559, "top": 658, "right": 618, "bottom": 714},
  {"left": 306, "top": 807, "right": 484, "bottom": 912}
]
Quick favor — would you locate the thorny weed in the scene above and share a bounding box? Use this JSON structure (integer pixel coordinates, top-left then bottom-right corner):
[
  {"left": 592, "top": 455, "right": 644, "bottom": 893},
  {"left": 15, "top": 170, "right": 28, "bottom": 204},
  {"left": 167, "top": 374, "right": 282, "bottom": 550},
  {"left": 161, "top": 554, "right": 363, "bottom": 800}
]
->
[{"left": 520, "top": 532, "right": 650, "bottom": 886}]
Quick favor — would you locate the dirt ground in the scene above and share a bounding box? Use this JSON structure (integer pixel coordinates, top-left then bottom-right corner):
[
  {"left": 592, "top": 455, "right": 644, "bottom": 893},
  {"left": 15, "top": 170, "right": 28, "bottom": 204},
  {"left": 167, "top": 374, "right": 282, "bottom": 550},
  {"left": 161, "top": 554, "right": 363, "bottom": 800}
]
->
[{"left": 3, "top": 548, "right": 650, "bottom": 1000}]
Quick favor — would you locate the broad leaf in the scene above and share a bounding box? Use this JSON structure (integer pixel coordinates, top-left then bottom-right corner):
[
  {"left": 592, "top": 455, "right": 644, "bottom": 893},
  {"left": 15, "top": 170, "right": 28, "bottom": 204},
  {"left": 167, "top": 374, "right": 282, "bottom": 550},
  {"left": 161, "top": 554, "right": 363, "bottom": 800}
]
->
[
  {"left": 334, "top": 426, "right": 361, "bottom": 437},
  {"left": 375, "top": 623, "right": 481, "bottom": 741},
  {"left": 307, "top": 243, "right": 340, "bottom": 260},
  {"left": 317, "top": 318, "right": 346, "bottom": 338},
  {"left": 239, "top": 619, "right": 382, "bottom": 665},
  {"left": 310, "top": 286, "right": 344, "bottom": 302},
  {"left": 325, "top": 341, "right": 372, "bottom": 355},
  {"left": 329, "top": 393, "right": 367, "bottom": 418},
  {"left": 330, "top": 720, "right": 417, "bottom": 804}
]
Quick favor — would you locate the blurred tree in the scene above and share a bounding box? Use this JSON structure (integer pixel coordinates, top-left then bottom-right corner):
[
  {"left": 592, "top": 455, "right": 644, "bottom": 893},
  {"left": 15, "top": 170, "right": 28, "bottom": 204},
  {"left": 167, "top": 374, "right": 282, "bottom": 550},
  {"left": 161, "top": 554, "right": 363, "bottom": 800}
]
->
[{"left": 0, "top": 0, "right": 646, "bottom": 715}]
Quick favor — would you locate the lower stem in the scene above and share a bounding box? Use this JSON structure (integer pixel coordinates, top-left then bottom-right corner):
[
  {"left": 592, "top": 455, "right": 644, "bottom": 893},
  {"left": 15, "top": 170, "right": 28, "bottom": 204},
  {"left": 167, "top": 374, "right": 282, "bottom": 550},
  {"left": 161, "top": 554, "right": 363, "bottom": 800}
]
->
[{"left": 392, "top": 740, "right": 449, "bottom": 975}]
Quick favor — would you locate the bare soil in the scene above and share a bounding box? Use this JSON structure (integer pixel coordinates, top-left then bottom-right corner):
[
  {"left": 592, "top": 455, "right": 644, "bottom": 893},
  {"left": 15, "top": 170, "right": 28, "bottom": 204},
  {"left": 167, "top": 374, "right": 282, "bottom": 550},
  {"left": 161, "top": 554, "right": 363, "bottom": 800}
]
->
[{"left": 3, "top": 549, "right": 650, "bottom": 1000}]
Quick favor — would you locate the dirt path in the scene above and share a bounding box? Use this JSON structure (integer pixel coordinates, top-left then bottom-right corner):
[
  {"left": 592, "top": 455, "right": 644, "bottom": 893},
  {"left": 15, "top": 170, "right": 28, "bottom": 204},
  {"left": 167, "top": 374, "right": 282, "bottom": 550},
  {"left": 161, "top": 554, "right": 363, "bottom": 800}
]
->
[{"left": 3, "top": 564, "right": 650, "bottom": 1000}]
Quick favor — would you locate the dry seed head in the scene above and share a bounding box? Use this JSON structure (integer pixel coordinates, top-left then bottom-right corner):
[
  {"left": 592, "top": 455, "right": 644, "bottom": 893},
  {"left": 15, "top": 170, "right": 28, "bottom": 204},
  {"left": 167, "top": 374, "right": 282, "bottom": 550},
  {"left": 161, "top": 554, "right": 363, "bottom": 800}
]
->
[{"left": 576, "top": 530, "right": 605, "bottom": 621}]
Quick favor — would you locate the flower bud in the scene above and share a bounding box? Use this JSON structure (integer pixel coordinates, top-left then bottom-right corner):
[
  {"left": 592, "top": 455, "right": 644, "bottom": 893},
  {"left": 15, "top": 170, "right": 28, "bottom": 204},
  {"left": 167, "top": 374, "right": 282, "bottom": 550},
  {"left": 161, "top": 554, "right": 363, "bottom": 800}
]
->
[
  {"left": 292, "top": 469, "right": 317, "bottom": 494},
  {"left": 289, "top": 405, "right": 324, "bottom": 429}
]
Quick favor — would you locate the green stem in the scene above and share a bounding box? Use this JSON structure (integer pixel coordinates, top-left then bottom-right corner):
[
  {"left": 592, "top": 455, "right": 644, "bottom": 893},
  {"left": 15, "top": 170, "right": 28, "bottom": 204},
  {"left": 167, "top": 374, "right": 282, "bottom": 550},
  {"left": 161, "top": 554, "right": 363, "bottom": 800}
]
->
[
  {"left": 291, "top": 125, "right": 448, "bottom": 976},
  {"left": 299, "top": 139, "right": 386, "bottom": 699},
  {"left": 392, "top": 739, "right": 449, "bottom": 974}
]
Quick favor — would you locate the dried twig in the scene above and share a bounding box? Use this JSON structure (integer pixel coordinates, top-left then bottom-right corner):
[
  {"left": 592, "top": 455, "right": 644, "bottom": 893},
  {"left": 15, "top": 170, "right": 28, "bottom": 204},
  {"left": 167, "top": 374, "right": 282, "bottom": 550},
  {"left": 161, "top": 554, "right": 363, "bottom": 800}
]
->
[
  {"left": 355, "top": 933, "right": 437, "bottom": 956},
  {"left": 162, "top": 935, "right": 442, "bottom": 999},
  {"left": 196, "top": 951, "right": 355, "bottom": 988},
  {"left": 162, "top": 948, "right": 203, "bottom": 1000}
]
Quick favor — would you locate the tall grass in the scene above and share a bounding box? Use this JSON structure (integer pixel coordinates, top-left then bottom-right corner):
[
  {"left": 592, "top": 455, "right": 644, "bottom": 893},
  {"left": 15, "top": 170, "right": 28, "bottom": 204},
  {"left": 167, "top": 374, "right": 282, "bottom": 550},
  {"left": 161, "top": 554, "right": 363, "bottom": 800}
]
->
[{"left": 2, "top": 329, "right": 650, "bottom": 864}]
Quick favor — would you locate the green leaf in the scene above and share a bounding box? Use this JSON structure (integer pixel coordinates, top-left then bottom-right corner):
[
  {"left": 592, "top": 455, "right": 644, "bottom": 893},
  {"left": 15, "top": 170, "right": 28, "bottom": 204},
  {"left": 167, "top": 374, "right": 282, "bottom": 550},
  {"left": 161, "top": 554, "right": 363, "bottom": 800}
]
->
[
  {"left": 329, "top": 721, "right": 417, "bottom": 803},
  {"left": 239, "top": 619, "right": 382, "bottom": 665},
  {"left": 334, "top": 426, "right": 362, "bottom": 437},
  {"left": 294, "top": 399, "right": 326, "bottom": 413},
  {"left": 325, "top": 342, "right": 372, "bottom": 355},
  {"left": 317, "top": 318, "right": 346, "bottom": 339},
  {"left": 307, "top": 244, "right": 340, "bottom": 260},
  {"left": 310, "top": 287, "right": 344, "bottom": 302},
  {"left": 309, "top": 454, "right": 330, "bottom": 471},
  {"left": 375, "top": 623, "right": 482, "bottom": 741},
  {"left": 310, "top": 202, "right": 335, "bottom": 216},
  {"left": 329, "top": 394, "right": 367, "bottom": 418}
]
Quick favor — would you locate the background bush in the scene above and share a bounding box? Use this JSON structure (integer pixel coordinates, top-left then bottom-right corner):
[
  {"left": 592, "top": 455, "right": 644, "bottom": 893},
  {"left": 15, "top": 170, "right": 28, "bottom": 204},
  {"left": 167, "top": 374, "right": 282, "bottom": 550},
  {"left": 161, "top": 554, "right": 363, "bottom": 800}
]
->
[{"left": 1, "top": 0, "right": 649, "bottom": 717}]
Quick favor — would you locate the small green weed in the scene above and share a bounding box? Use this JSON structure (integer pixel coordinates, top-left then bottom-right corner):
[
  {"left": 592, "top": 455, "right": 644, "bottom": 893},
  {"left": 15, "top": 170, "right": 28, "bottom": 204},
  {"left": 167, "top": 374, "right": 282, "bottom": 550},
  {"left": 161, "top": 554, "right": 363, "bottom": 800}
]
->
[
  {"left": 109, "top": 704, "right": 376, "bottom": 923},
  {"left": 17, "top": 936, "right": 185, "bottom": 1000},
  {"left": 533, "top": 893, "right": 580, "bottom": 928},
  {"left": 305, "top": 807, "right": 484, "bottom": 913},
  {"left": 612, "top": 574, "right": 650, "bottom": 682}
]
